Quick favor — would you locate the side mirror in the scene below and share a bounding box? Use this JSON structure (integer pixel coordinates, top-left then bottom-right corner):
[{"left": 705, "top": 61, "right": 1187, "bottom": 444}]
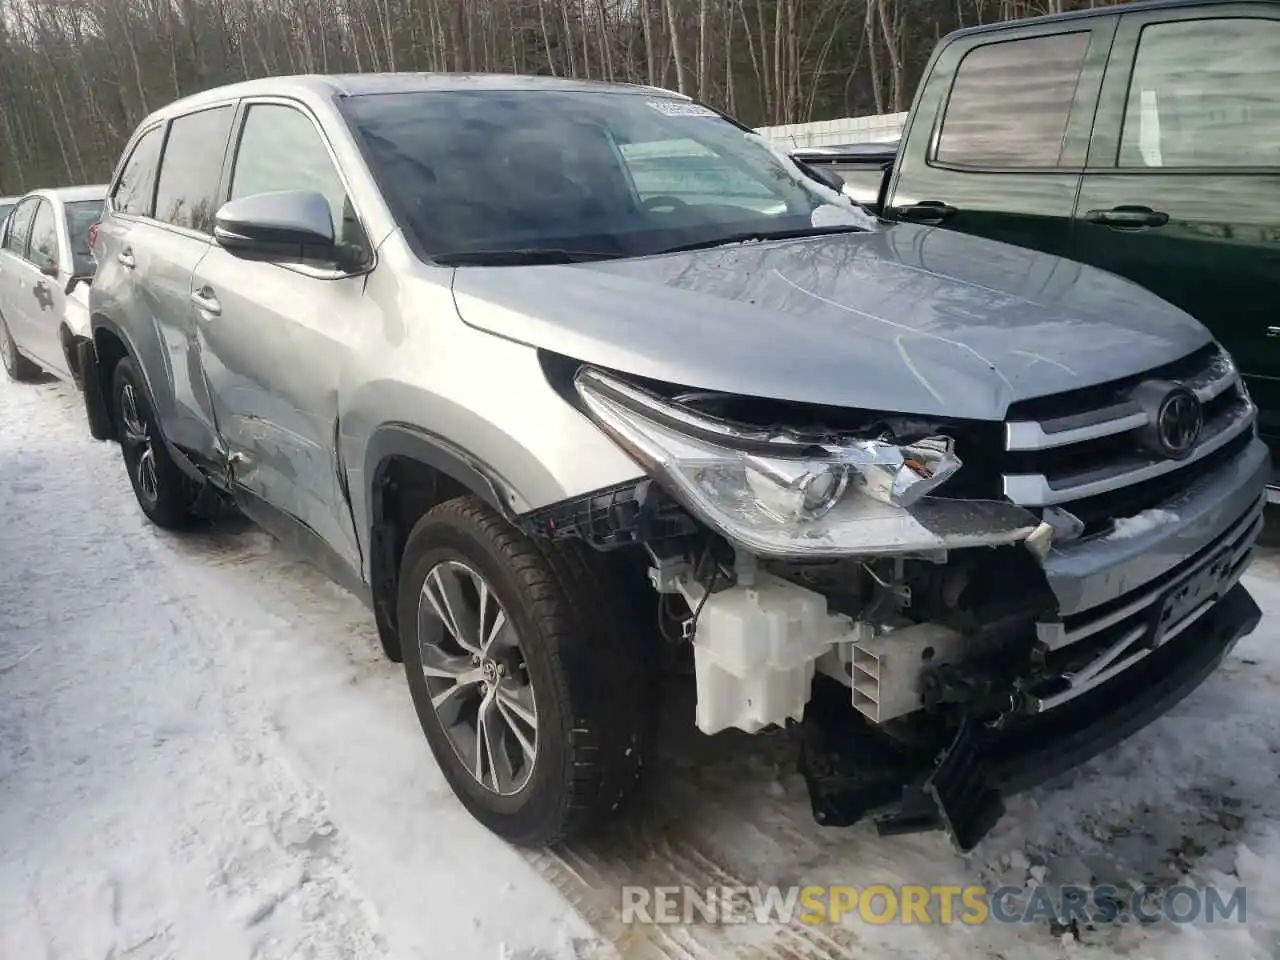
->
[
  {"left": 797, "top": 160, "right": 847, "bottom": 195},
  {"left": 213, "top": 190, "right": 337, "bottom": 264},
  {"left": 39, "top": 258, "right": 59, "bottom": 278}
]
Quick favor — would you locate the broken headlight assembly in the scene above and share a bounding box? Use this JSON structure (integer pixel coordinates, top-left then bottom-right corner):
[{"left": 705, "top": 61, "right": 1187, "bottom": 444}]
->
[{"left": 575, "top": 368, "right": 1039, "bottom": 558}]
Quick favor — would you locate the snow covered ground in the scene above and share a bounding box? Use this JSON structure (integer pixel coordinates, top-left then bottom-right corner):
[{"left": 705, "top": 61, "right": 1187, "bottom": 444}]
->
[{"left": 1, "top": 372, "right": 1278, "bottom": 960}]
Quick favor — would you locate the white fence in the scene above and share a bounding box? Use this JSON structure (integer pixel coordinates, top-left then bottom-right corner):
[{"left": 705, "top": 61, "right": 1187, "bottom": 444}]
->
[{"left": 756, "top": 112, "right": 908, "bottom": 148}]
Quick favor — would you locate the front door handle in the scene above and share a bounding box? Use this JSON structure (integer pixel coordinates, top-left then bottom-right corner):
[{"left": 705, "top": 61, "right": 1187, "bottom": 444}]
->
[
  {"left": 1085, "top": 206, "right": 1169, "bottom": 229},
  {"left": 190, "top": 288, "right": 222, "bottom": 316},
  {"left": 117, "top": 250, "right": 136, "bottom": 269},
  {"left": 898, "top": 200, "right": 958, "bottom": 223}
]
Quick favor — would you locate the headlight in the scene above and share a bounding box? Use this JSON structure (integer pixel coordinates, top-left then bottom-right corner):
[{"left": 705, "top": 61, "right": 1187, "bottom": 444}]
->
[{"left": 575, "top": 368, "right": 1038, "bottom": 558}]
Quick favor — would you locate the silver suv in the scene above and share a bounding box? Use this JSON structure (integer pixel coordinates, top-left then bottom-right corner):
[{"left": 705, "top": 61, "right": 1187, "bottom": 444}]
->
[{"left": 84, "top": 74, "right": 1266, "bottom": 852}]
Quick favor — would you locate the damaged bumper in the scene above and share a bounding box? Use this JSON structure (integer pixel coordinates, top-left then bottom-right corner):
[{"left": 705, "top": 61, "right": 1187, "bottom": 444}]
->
[{"left": 801, "top": 581, "right": 1260, "bottom": 852}]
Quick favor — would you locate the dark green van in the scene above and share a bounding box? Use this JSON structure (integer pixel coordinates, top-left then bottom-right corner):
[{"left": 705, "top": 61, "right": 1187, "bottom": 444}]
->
[{"left": 879, "top": 0, "right": 1280, "bottom": 491}]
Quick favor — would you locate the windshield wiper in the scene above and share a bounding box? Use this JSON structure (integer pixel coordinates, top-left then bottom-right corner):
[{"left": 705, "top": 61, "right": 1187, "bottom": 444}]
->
[
  {"left": 651, "top": 224, "right": 867, "bottom": 256},
  {"left": 434, "top": 248, "right": 621, "bottom": 266}
]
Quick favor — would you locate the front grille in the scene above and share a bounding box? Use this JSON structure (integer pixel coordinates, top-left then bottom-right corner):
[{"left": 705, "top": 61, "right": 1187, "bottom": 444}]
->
[{"left": 997, "top": 344, "right": 1255, "bottom": 521}]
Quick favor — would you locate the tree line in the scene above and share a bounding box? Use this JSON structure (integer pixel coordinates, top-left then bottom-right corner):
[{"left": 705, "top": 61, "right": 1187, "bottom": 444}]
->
[{"left": 0, "top": 0, "right": 1121, "bottom": 194}]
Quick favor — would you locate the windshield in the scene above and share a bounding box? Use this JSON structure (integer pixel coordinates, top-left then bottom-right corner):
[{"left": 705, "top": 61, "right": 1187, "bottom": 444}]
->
[
  {"left": 341, "top": 90, "right": 872, "bottom": 262},
  {"left": 64, "top": 199, "right": 103, "bottom": 277},
  {"left": 0, "top": 203, "right": 13, "bottom": 228}
]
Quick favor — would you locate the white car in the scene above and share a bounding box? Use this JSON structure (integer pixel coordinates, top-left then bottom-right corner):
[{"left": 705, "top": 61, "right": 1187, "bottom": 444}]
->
[{"left": 0, "top": 185, "right": 107, "bottom": 386}]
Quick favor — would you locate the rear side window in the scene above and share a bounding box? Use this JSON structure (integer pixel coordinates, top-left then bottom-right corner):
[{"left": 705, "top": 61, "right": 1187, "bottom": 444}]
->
[
  {"left": 153, "top": 105, "right": 235, "bottom": 234},
  {"left": 112, "top": 126, "right": 164, "bottom": 217},
  {"left": 29, "top": 201, "right": 58, "bottom": 271},
  {"left": 1119, "top": 18, "right": 1280, "bottom": 169},
  {"left": 935, "top": 32, "right": 1091, "bottom": 169},
  {"left": 3, "top": 198, "right": 37, "bottom": 256},
  {"left": 229, "top": 103, "right": 366, "bottom": 256}
]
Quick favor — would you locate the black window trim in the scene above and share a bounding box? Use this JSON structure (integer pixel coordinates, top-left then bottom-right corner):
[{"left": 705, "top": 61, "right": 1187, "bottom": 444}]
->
[
  {"left": 219, "top": 94, "right": 376, "bottom": 278},
  {"left": 1102, "top": 11, "right": 1280, "bottom": 176},
  {"left": 927, "top": 27, "right": 1097, "bottom": 175}
]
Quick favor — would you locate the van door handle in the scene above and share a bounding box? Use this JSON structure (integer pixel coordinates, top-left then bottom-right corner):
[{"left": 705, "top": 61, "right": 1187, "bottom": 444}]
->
[
  {"left": 190, "top": 288, "right": 222, "bottom": 316},
  {"left": 1085, "top": 206, "right": 1169, "bottom": 229},
  {"left": 897, "top": 200, "right": 958, "bottom": 223},
  {"left": 117, "top": 250, "right": 135, "bottom": 269}
]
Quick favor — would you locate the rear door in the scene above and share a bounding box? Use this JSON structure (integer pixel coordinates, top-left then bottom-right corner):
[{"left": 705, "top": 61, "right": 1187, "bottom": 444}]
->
[
  {"left": 884, "top": 17, "right": 1116, "bottom": 258},
  {"left": 193, "top": 98, "right": 374, "bottom": 571},
  {"left": 98, "top": 105, "right": 237, "bottom": 459},
  {"left": 1069, "top": 4, "right": 1280, "bottom": 443}
]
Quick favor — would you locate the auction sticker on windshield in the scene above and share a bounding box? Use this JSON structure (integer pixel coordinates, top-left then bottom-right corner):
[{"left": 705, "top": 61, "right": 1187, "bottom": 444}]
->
[{"left": 647, "top": 101, "right": 719, "bottom": 118}]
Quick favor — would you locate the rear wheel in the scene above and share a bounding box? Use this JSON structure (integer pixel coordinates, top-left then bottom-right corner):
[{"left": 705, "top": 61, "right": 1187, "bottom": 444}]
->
[
  {"left": 0, "top": 314, "right": 40, "bottom": 382},
  {"left": 398, "top": 495, "right": 653, "bottom": 846},
  {"left": 112, "top": 357, "right": 194, "bottom": 528}
]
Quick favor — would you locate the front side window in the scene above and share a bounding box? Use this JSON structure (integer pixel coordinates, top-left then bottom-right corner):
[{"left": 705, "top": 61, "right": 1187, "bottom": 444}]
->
[
  {"left": 3, "top": 198, "right": 38, "bottom": 256},
  {"left": 1119, "top": 18, "right": 1280, "bottom": 169},
  {"left": 29, "top": 200, "right": 58, "bottom": 271},
  {"left": 229, "top": 103, "right": 367, "bottom": 260},
  {"left": 342, "top": 90, "right": 870, "bottom": 261},
  {"left": 65, "top": 199, "right": 104, "bottom": 277},
  {"left": 153, "top": 105, "right": 235, "bottom": 234},
  {"left": 112, "top": 126, "right": 164, "bottom": 217},
  {"left": 935, "top": 32, "right": 1091, "bottom": 169}
]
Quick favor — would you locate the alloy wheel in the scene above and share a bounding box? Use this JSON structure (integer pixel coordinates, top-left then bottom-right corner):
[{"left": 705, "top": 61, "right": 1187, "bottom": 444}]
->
[
  {"left": 119, "top": 382, "right": 159, "bottom": 505},
  {"left": 417, "top": 560, "right": 538, "bottom": 796}
]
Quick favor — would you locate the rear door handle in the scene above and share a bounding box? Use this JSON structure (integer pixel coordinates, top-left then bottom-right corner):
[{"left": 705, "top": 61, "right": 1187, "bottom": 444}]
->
[
  {"left": 898, "top": 200, "right": 958, "bottom": 223},
  {"left": 190, "top": 288, "right": 222, "bottom": 316},
  {"left": 117, "top": 250, "right": 135, "bottom": 269},
  {"left": 1085, "top": 206, "right": 1169, "bottom": 229}
]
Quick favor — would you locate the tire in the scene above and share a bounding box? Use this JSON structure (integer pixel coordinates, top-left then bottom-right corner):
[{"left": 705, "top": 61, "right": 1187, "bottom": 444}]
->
[
  {"left": 0, "top": 314, "right": 40, "bottom": 382},
  {"left": 398, "top": 495, "right": 653, "bottom": 846},
  {"left": 112, "top": 357, "right": 194, "bottom": 528}
]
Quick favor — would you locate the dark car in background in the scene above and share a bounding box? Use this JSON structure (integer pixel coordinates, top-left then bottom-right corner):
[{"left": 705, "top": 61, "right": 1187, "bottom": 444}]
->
[{"left": 874, "top": 0, "right": 1280, "bottom": 490}]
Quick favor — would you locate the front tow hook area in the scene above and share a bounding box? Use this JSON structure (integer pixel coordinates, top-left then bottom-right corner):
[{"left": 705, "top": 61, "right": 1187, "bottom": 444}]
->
[{"left": 794, "top": 683, "right": 1003, "bottom": 853}]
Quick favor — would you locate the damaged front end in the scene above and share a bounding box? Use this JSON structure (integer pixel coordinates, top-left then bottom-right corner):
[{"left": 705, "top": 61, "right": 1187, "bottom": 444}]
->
[{"left": 521, "top": 366, "right": 1264, "bottom": 852}]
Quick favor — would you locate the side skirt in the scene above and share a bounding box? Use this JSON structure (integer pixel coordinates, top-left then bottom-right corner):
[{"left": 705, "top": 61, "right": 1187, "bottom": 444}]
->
[{"left": 232, "top": 485, "right": 373, "bottom": 609}]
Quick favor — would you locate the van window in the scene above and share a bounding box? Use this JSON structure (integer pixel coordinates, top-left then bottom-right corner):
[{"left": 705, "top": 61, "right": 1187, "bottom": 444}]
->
[
  {"left": 153, "top": 105, "right": 235, "bottom": 234},
  {"left": 229, "top": 103, "right": 366, "bottom": 256},
  {"left": 935, "top": 32, "right": 1091, "bottom": 169},
  {"left": 112, "top": 126, "right": 164, "bottom": 217},
  {"left": 1119, "top": 18, "right": 1280, "bottom": 169}
]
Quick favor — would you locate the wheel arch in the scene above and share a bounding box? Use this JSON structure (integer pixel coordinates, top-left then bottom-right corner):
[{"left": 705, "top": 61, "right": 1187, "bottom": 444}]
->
[{"left": 363, "top": 424, "right": 524, "bottom": 663}]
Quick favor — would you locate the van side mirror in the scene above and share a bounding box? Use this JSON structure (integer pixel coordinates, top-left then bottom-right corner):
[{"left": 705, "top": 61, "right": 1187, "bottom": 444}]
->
[
  {"left": 38, "top": 257, "right": 59, "bottom": 278},
  {"left": 213, "top": 190, "right": 337, "bottom": 264}
]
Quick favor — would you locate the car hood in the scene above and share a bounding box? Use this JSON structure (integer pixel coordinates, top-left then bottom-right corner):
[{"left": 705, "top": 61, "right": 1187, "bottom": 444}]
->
[{"left": 449, "top": 222, "right": 1212, "bottom": 421}]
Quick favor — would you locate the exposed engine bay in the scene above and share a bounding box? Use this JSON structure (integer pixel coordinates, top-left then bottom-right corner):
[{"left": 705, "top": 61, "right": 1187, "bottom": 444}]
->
[{"left": 521, "top": 363, "right": 1264, "bottom": 851}]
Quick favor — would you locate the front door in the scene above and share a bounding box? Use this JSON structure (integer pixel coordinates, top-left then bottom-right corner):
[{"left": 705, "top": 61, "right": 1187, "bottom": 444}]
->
[
  {"left": 0, "top": 197, "right": 40, "bottom": 359},
  {"left": 1070, "top": 5, "right": 1280, "bottom": 443},
  {"left": 194, "top": 99, "right": 375, "bottom": 573}
]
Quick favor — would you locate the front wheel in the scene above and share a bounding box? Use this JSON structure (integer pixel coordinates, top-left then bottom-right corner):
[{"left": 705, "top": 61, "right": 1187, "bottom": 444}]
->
[
  {"left": 112, "top": 358, "right": 194, "bottom": 528},
  {"left": 398, "top": 496, "right": 653, "bottom": 846}
]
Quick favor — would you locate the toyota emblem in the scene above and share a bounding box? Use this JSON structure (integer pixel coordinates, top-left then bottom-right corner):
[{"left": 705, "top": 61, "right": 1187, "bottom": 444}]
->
[{"left": 1154, "top": 387, "right": 1203, "bottom": 459}]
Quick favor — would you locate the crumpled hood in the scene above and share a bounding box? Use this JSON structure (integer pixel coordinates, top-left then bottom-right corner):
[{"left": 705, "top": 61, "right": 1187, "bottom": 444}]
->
[{"left": 450, "top": 222, "right": 1212, "bottom": 421}]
